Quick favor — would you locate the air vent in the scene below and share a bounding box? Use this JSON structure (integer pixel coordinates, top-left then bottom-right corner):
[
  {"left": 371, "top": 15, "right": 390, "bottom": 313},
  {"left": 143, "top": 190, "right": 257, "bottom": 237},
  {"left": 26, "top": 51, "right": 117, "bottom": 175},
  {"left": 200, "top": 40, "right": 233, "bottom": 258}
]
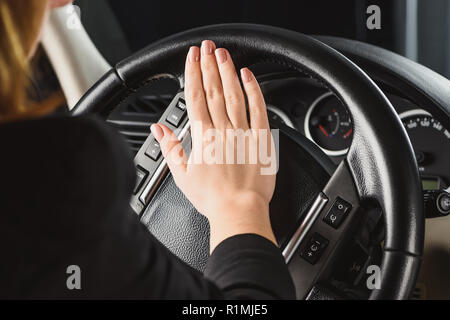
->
[{"left": 107, "top": 78, "right": 179, "bottom": 155}]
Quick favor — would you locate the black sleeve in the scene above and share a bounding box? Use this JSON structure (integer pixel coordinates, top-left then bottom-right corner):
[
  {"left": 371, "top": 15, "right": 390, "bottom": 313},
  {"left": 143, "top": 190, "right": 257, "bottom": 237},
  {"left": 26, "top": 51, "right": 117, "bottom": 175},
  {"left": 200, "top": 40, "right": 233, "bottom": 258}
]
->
[
  {"left": 205, "top": 234, "right": 296, "bottom": 299},
  {"left": 0, "top": 116, "right": 295, "bottom": 300},
  {"left": 85, "top": 209, "right": 295, "bottom": 300}
]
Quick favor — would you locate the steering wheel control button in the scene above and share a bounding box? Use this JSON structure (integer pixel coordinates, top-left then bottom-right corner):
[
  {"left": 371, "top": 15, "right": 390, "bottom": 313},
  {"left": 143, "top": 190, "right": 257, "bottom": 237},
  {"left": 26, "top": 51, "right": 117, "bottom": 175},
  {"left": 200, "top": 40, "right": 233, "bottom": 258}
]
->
[
  {"left": 323, "top": 197, "right": 352, "bottom": 229},
  {"left": 134, "top": 166, "right": 148, "bottom": 195},
  {"left": 145, "top": 139, "right": 162, "bottom": 161},
  {"left": 177, "top": 101, "right": 187, "bottom": 111},
  {"left": 166, "top": 107, "right": 186, "bottom": 127},
  {"left": 300, "top": 233, "right": 329, "bottom": 265}
]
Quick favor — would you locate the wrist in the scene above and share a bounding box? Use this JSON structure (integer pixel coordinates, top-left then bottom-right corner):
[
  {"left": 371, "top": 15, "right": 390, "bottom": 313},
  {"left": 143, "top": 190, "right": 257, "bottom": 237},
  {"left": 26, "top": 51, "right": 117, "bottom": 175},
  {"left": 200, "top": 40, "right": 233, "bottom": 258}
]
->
[{"left": 207, "top": 193, "right": 277, "bottom": 252}]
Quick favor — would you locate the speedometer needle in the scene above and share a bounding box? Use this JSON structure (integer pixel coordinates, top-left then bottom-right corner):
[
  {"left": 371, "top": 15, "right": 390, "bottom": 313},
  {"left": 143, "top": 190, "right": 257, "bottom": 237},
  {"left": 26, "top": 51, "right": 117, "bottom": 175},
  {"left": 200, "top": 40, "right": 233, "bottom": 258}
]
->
[
  {"left": 344, "top": 128, "right": 353, "bottom": 139},
  {"left": 319, "top": 124, "right": 329, "bottom": 137}
]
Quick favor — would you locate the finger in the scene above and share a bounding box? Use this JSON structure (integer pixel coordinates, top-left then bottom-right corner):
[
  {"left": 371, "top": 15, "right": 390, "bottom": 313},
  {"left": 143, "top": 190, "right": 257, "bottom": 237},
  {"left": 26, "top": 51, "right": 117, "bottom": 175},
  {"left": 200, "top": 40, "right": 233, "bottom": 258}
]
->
[
  {"left": 200, "top": 40, "right": 231, "bottom": 128},
  {"left": 215, "top": 48, "right": 248, "bottom": 129},
  {"left": 185, "top": 46, "right": 213, "bottom": 128},
  {"left": 151, "top": 124, "right": 187, "bottom": 185},
  {"left": 240, "top": 68, "right": 269, "bottom": 130}
]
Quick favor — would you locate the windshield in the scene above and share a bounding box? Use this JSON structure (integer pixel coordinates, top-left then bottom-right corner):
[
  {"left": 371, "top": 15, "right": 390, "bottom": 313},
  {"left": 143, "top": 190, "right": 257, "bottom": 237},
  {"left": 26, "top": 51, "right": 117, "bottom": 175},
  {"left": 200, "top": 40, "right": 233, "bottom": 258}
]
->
[{"left": 76, "top": 0, "right": 450, "bottom": 79}]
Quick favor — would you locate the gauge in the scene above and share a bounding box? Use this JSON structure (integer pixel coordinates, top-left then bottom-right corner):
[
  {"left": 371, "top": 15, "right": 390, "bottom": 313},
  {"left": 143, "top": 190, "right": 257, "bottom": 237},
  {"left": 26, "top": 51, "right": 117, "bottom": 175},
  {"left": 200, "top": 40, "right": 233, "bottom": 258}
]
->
[
  {"left": 304, "top": 92, "right": 353, "bottom": 156},
  {"left": 400, "top": 109, "right": 450, "bottom": 189}
]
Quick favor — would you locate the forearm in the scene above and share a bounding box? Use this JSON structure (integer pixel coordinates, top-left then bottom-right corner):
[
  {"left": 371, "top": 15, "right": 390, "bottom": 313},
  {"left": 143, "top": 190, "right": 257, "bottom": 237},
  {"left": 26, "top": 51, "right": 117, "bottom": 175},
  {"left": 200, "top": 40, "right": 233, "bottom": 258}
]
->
[
  {"left": 112, "top": 212, "right": 293, "bottom": 300},
  {"left": 205, "top": 234, "right": 296, "bottom": 300}
]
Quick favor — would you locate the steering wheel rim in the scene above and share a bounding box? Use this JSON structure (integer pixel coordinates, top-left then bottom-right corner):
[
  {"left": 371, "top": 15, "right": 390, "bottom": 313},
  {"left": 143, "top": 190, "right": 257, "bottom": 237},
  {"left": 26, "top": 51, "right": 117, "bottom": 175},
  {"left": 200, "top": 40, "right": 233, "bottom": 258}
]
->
[{"left": 72, "top": 24, "right": 424, "bottom": 300}]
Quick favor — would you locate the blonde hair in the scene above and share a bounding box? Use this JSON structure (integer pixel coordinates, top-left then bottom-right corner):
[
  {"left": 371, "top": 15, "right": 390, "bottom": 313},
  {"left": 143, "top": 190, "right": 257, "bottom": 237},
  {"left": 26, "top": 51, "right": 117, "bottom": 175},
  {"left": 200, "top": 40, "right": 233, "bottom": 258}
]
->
[{"left": 0, "top": 0, "right": 49, "bottom": 122}]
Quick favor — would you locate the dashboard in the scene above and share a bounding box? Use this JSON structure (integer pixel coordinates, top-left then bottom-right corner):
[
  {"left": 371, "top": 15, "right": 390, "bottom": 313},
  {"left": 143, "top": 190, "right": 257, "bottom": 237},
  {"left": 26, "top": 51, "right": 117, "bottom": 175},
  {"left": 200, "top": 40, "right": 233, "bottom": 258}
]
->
[
  {"left": 262, "top": 76, "right": 450, "bottom": 192},
  {"left": 108, "top": 73, "right": 449, "bottom": 193}
]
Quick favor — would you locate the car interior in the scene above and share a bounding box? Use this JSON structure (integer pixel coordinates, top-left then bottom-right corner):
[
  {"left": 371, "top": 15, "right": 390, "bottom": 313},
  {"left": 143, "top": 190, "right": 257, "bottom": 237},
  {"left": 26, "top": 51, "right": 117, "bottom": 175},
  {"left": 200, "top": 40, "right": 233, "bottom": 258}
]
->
[{"left": 30, "top": 0, "right": 450, "bottom": 300}]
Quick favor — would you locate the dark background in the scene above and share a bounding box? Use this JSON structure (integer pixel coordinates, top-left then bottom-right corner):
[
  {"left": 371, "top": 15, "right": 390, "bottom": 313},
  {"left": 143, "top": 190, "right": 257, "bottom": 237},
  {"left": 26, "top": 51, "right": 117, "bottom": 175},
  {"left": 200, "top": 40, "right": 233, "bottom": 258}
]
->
[{"left": 75, "top": 0, "right": 450, "bottom": 78}]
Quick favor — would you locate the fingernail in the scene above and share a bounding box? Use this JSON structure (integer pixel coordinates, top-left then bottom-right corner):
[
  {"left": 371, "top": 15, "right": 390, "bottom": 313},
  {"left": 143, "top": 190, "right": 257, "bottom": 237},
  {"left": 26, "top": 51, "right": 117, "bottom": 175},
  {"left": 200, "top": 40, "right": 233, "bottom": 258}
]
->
[
  {"left": 241, "top": 68, "right": 254, "bottom": 83},
  {"left": 151, "top": 124, "right": 164, "bottom": 142},
  {"left": 201, "top": 40, "right": 215, "bottom": 55},
  {"left": 215, "top": 48, "right": 228, "bottom": 64},
  {"left": 188, "top": 46, "right": 200, "bottom": 63}
]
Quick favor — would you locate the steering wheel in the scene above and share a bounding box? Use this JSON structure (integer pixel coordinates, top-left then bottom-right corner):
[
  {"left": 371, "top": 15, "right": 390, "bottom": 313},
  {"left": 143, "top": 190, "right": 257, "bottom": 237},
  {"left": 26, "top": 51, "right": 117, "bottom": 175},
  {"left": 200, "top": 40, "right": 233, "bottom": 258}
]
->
[{"left": 72, "top": 24, "right": 424, "bottom": 300}]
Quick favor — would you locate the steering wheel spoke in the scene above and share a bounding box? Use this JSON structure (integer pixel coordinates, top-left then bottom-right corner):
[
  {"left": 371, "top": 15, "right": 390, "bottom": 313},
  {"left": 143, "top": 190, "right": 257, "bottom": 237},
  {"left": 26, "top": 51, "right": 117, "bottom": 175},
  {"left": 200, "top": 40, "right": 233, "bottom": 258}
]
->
[{"left": 283, "top": 160, "right": 364, "bottom": 299}]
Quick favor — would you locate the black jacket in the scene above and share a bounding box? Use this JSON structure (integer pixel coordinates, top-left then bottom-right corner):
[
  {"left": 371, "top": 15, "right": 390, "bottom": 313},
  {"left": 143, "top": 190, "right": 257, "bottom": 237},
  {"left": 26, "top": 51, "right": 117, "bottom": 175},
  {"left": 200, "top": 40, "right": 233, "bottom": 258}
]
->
[{"left": 0, "top": 116, "right": 295, "bottom": 299}]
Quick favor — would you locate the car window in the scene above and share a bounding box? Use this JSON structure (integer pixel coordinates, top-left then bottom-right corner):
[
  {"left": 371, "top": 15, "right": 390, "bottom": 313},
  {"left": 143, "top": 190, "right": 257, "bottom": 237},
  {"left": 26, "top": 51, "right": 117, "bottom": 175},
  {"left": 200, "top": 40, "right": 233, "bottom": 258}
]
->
[{"left": 75, "top": 0, "right": 449, "bottom": 79}]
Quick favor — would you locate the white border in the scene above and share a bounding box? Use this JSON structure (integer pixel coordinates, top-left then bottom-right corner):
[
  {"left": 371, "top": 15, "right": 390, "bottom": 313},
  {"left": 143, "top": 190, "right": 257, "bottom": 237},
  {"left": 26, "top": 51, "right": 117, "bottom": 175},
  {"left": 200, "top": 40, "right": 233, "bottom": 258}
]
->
[{"left": 398, "top": 109, "right": 432, "bottom": 120}]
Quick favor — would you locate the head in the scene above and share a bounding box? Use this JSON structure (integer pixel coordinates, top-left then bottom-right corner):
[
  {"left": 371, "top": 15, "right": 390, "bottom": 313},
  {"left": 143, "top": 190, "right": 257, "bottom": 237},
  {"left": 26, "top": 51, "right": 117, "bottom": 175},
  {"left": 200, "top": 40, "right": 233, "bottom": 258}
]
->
[{"left": 0, "top": 0, "right": 72, "bottom": 122}]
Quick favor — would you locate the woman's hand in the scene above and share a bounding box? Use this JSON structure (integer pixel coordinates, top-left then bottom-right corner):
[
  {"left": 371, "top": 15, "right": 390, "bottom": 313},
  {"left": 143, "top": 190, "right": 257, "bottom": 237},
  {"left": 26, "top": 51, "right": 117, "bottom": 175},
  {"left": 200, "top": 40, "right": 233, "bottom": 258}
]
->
[{"left": 151, "top": 40, "right": 277, "bottom": 251}]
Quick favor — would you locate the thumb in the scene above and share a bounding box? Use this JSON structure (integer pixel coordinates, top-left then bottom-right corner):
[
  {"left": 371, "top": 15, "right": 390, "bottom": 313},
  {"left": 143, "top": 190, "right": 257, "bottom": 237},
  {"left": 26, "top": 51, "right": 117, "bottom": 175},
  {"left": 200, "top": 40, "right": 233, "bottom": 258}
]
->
[{"left": 151, "top": 124, "right": 187, "bottom": 183}]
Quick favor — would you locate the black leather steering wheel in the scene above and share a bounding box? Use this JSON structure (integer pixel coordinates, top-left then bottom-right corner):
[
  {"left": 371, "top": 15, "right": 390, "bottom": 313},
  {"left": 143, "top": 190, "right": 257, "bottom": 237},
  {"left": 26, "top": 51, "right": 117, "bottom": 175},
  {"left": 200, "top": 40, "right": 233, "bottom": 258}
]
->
[{"left": 72, "top": 24, "right": 424, "bottom": 300}]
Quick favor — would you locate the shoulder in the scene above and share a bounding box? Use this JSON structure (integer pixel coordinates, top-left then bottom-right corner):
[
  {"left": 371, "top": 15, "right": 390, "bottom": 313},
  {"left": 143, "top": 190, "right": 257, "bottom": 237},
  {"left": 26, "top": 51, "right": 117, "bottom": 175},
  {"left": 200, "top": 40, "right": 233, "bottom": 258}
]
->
[{"left": 0, "top": 115, "right": 136, "bottom": 236}]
